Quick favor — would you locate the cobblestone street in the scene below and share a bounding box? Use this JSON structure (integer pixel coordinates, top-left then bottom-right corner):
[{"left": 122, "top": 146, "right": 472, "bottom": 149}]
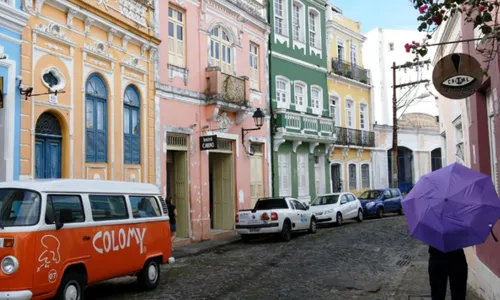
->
[{"left": 85, "top": 215, "right": 481, "bottom": 300}]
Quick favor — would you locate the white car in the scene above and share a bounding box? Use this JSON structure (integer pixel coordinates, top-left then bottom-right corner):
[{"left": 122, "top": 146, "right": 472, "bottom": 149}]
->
[
  {"left": 308, "top": 192, "right": 363, "bottom": 226},
  {"left": 235, "top": 197, "right": 317, "bottom": 242}
]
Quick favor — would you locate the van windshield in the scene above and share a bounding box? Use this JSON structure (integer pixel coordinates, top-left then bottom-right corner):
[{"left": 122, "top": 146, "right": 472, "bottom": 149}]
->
[{"left": 0, "top": 189, "right": 41, "bottom": 228}]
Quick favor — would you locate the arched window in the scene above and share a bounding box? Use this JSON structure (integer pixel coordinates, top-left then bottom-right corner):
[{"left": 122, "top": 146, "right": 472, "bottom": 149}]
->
[
  {"left": 348, "top": 163, "right": 357, "bottom": 190},
  {"left": 209, "top": 26, "right": 233, "bottom": 74},
  {"left": 123, "top": 85, "right": 141, "bottom": 164},
  {"left": 361, "top": 164, "right": 370, "bottom": 188},
  {"left": 85, "top": 74, "right": 108, "bottom": 163}
]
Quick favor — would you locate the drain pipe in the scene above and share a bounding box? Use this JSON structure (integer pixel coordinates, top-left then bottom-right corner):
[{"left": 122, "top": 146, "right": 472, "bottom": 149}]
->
[{"left": 267, "top": 0, "right": 276, "bottom": 197}]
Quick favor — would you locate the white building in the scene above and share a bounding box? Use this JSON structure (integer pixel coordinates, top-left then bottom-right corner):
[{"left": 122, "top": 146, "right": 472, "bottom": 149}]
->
[{"left": 363, "top": 28, "right": 439, "bottom": 126}]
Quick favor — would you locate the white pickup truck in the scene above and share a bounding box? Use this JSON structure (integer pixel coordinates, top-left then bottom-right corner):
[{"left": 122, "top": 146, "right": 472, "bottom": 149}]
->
[{"left": 235, "top": 197, "right": 317, "bottom": 242}]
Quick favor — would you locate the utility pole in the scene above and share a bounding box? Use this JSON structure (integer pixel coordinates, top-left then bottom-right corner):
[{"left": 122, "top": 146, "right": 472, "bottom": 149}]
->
[{"left": 391, "top": 60, "right": 431, "bottom": 189}]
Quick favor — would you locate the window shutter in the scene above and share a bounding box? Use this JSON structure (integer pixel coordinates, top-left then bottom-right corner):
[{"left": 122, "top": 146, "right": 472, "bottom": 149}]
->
[
  {"left": 124, "top": 133, "right": 131, "bottom": 163},
  {"left": 176, "top": 38, "right": 184, "bottom": 67},
  {"left": 132, "top": 135, "right": 141, "bottom": 164},
  {"left": 96, "top": 130, "right": 106, "bottom": 162},
  {"left": 168, "top": 35, "right": 176, "bottom": 65},
  {"left": 86, "top": 129, "right": 95, "bottom": 162}
]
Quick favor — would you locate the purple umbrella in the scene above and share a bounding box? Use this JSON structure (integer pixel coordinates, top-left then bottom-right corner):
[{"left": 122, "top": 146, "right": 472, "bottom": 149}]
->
[{"left": 402, "top": 163, "right": 500, "bottom": 253}]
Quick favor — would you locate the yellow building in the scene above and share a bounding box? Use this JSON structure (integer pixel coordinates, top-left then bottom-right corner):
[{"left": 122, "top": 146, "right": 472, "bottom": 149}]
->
[
  {"left": 20, "top": 0, "right": 160, "bottom": 183},
  {"left": 325, "top": 4, "right": 374, "bottom": 196}
]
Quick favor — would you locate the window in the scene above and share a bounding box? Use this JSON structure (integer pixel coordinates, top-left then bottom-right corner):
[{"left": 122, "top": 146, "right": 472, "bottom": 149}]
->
[
  {"left": 274, "top": 0, "right": 287, "bottom": 36},
  {"left": 389, "top": 42, "right": 394, "bottom": 51},
  {"left": 487, "top": 89, "right": 498, "bottom": 192},
  {"left": 123, "top": 85, "right": 141, "bottom": 164},
  {"left": 129, "top": 196, "right": 162, "bottom": 218},
  {"left": 0, "top": 189, "right": 41, "bottom": 227},
  {"left": 360, "top": 104, "right": 367, "bottom": 130},
  {"left": 89, "top": 195, "right": 129, "bottom": 221},
  {"left": 85, "top": 74, "right": 108, "bottom": 163},
  {"left": 293, "top": 200, "right": 306, "bottom": 210},
  {"left": 329, "top": 95, "right": 340, "bottom": 125},
  {"left": 249, "top": 43, "right": 259, "bottom": 90},
  {"left": 337, "top": 38, "right": 345, "bottom": 61},
  {"left": 276, "top": 77, "right": 290, "bottom": 107},
  {"left": 278, "top": 153, "right": 291, "bottom": 196},
  {"left": 46, "top": 195, "right": 85, "bottom": 224},
  {"left": 350, "top": 44, "right": 357, "bottom": 65},
  {"left": 294, "top": 82, "right": 306, "bottom": 111},
  {"left": 348, "top": 163, "right": 357, "bottom": 190},
  {"left": 390, "top": 189, "right": 401, "bottom": 197},
  {"left": 309, "top": 10, "right": 320, "bottom": 49},
  {"left": 347, "top": 194, "right": 356, "bottom": 202},
  {"left": 346, "top": 99, "right": 354, "bottom": 128},
  {"left": 311, "top": 86, "right": 322, "bottom": 114},
  {"left": 361, "top": 164, "right": 370, "bottom": 189},
  {"left": 292, "top": 2, "right": 304, "bottom": 42},
  {"left": 209, "top": 26, "right": 233, "bottom": 74},
  {"left": 383, "top": 190, "right": 392, "bottom": 199},
  {"left": 297, "top": 153, "right": 310, "bottom": 197},
  {"left": 168, "top": 6, "right": 185, "bottom": 67}
]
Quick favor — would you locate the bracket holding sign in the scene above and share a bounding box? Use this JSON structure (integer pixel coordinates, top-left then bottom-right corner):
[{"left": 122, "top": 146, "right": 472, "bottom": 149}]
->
[
  {"left": 432, "top": 53, "right": 483, "bottom": 100},
  {"left": 200, "top": 135, "right": 218, "bottom": 151}
]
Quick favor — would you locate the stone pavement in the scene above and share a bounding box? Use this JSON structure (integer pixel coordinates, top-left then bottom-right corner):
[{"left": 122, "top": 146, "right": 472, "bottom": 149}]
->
[
  {"left": 391, "top": 243, "right": 484, "bottom": 300},
  {"left": 172, "top": 234, "right": 241, "bottom": 259}
]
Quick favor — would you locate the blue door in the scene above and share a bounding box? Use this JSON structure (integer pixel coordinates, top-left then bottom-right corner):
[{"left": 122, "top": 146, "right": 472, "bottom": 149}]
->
[{"left": 35, "top": 112, "right": 62, "bottom": 179}]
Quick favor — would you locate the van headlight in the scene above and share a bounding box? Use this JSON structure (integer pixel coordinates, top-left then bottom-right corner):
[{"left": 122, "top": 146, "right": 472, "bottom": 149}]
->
[{"left": 1, "top": 256, "right": 19, "bottom": 275}]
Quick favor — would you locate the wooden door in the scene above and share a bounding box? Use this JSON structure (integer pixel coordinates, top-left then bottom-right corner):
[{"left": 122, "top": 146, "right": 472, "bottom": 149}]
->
[
  {"left": 173, "top": 151, "right": 189, "bottom": 238},
  {"left": 211, "top": 154, "right": 234, "bottom": 230},
  {"left": 250, "top": 147, "right": 264, "bottom": 207}
]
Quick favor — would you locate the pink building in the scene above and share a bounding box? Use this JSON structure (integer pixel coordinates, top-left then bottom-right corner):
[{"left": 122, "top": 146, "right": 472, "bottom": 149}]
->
[{"left": 156, "top": 0, "right": 270, "bottom": 244}]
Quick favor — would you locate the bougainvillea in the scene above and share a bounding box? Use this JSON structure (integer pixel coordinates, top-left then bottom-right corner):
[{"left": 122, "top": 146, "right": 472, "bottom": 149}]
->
[{"left": 408, "top": 0, "right": 500, "bottom": 71}]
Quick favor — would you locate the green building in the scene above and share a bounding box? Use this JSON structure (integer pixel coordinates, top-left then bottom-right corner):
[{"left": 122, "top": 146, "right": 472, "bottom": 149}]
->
[{"left": 268, "top": 0, "right": 335, "bottom": 202}]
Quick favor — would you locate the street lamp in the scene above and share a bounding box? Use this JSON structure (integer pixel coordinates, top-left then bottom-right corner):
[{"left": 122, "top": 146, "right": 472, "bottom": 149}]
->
[{"left": 241, "top": 108, "right": 265, "bottom": 155}]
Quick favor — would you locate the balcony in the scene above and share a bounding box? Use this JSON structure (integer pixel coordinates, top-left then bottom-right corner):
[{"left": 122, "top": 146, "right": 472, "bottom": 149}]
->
[
  {"left": 334, "top": 127, "right": 375, "bottom": 147},
  {"left": 205, "top": 66, "right": 251, "bottom": 110},
  {"left": 274, "top": 111, "right": 336, "bottom": 140},
  {"left": 331, "top": 59, "right": 370, "bottom": 85}
]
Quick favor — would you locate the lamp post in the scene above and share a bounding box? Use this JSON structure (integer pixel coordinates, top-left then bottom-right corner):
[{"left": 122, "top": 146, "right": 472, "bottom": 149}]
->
[{"left": 242, "top": 108, "right": 265, "bottom": 155}]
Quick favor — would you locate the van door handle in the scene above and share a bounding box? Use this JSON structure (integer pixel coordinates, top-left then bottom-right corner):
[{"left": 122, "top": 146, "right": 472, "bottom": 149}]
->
[{"left": 83, "top": 236, "right": 91, "bottom": 241}]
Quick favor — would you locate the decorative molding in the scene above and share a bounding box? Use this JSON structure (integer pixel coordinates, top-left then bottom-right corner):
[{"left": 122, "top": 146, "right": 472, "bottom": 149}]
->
[
  {"left": 84, "top": 41, "right": 113, "bottom": 59},
  {"left": 271, "top": 51, "right": 328, "bottom": 73},
  {"left": 216, "top": 111, "right": 233, "bottom": 132},
  {"left": 208, "top": 106, "right": 220, "bottom": 121},
  {"left": 121, "top": 56, "right": 147, "bottom": 75},
  {"left": 235, "top": 110, "right": 249, "bottom": 125},
  {"left": 41, "top": 67, "right": 66, "bottom": 91},
  {"left": 172, "top": 0, "right": 186, "bottom": 8},
  {"left": 108, "top": 28, "right": 117, "bottom": 44},
  {"left": 122, "top": 35, "right": 131, "bottom": 49},
  {"left": 156, "top": 83, "right": 206, "bottom": 105},
  {"left": 150, "top": 48, "right": 160, "bottom": 82},
  {"left": 167, "top": 64, "right": 189, "bottom": 85},
  {"left": 96, "top": 0, "right": 110, "bottom": 10},
  {"left": 274, "top": 138, "right": 286, "bottom": 152},
  {"left": 357, "top": 148, "right": 364, "bottom": 160},
  {"left": 44, "top": 42, "right": 63, "bottom": 52},
  {"left": 309, "top": 142, "right": 319, "bottom": 154},
  {"left": 84, "top": 17, "right": 94, "bottom": 34},
  {"left": 342, "top": 147, "right": 349, "bottom": 160},
  {"left": 140, "top": 44, "right": 150, "bottom": 57},
  {"left": 118, "top": 0, "right": 148, "bottom": 27},
  {"left": 35, "top": 22, "right": 70, "bottom": 41},
  {"left": 66, "top": 8, "right": 77, "bottom": 28},
  {"left": 292, "top": 141, "right": 302, "bottom": 153},
  {"left": 35, "top": 0, "right": 45, "bottom": 13}
]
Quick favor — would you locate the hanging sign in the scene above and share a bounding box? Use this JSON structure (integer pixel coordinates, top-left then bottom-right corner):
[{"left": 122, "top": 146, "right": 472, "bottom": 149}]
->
[
  {"left": 0, "top": 76, "right": 3, "bottom": 109},
  {"left": 432, "top": 53, "right": 483, "bottom": 100},
  {"left": 200, "top": 135, "right": 218, "bottom": 151}
]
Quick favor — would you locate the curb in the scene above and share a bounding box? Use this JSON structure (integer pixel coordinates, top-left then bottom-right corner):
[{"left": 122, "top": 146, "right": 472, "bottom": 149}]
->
[{"left": 172, "top": 236, "right": 242, "bottom": 259}]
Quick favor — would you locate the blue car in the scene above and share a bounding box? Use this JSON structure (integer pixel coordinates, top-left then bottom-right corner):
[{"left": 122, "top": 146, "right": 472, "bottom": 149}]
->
[{"left": 358, "top": 188, "right": 404, "bottom": 218}]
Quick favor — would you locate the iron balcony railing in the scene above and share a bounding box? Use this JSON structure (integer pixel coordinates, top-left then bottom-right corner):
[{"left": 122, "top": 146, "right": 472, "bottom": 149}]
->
[
  {"left": 331, "top": 58, "right": 370, "bottom": 85},
  {"left": 334, "top": 127, "right": 375, "bottom": 147}
]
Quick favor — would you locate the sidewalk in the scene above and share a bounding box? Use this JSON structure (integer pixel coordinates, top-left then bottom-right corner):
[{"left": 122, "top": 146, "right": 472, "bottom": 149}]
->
[
  {"left": 392, "top": 244, "right": 484, "bottom": 300},
  {"left": 172, "top": 233, "right": 241, "bottom": 259}
]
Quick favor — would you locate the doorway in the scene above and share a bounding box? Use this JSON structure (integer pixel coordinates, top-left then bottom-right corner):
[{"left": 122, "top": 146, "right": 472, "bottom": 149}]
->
[
  {"left": 431, "top": 148, "right": 442, "bottom": 171},
  {"left": 250, "top": 144, "right": 264, "bottom": 207},
  {"left": 388, "top": 146, "right": 414, "bottom": 192},
  {"left": 209, "top": 151, "right": 235, "bottom": 230},
  {"left": 35, "top": 112, "right": 62, "bottom": 179},
  {"left": 314, "top": 155, "right": 325, "bottom": 196},
  {"left": 330, "top": 163, "right": 342, "bottom": 193},
  {"left": 166, "top": 150, "right": 189, "bottom": 238}
]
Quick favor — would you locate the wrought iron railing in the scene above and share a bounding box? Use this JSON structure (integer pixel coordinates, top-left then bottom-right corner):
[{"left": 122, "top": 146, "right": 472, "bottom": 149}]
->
[
  {"left": 334, "top": 127, "right": 375, "bottom": 147},
  {"left": 331, "top": 59, "right": 370, "bottom": 85}
]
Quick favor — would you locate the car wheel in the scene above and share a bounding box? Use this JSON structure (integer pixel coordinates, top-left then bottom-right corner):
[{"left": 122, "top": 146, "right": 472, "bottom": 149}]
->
[
  {"left": 280, "top": 221, "right": 292, "bottom": 242},
  {"left": 309, "top": 218, "right": 317, "bottom": 233},
  {"left": 137, "top": 259, "right": 161, "bottom": 290},
  {"left": 54, "top": 272, "right": 85, "bottom": 300},
  {"left": 241, "top": 234, "right": 252, "bottom": 243},
  {"left": 336, "top": 213, "right": 343, "bottom": 226},
  {"left": 356, "top": 209, "right": 363, "bottom": 222},
  {"left": 376, "top": 207, "right": 384, "bottom": 219}
]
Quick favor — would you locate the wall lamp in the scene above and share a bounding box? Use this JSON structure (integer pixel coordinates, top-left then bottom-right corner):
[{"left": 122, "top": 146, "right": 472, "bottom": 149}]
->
[{"left": 241, "top": 108, "right": 265, "bottom": 156}]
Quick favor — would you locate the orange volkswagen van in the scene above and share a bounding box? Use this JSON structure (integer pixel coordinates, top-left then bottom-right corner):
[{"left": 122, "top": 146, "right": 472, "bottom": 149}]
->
[{"left": 0, "top": 179, "right": 175, "bottom": 300}]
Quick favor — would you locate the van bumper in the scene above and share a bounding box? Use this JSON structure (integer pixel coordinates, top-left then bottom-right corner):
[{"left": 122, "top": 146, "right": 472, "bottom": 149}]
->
[{"left": 0, "top": 290, "right": 32, "bottom": 300}]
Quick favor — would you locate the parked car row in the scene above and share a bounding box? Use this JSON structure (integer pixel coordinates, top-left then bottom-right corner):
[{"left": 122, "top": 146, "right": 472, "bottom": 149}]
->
[{"left": 235, "top": 188, "right": 404, "bottom": 242}]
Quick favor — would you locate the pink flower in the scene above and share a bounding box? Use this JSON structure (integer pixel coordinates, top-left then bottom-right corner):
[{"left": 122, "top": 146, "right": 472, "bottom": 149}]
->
[
  {"left": 479, "top": 5, "right": 486, "bottom": 12},
  {"left": 419, "top": 4, "right": 429, "bottom": 14},
  {"left": 433, "top": 16, "right": 442, "bottom": 25},
  {"left": 404, "top": 43, "right": 412, "bottom": 53},
  {"left": 440, "top": 9, "right": 446, "bottom": 14}
]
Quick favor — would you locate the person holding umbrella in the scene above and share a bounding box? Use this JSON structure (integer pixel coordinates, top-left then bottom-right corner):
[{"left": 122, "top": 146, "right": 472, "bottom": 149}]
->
[{"left": 402, "top": 163, "right": 500, "bottom": 300}]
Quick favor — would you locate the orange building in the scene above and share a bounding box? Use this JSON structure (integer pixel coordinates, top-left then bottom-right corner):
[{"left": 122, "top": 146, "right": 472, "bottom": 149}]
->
[{"left": 19, "top": 0, "right": 160, "bottom": 182}]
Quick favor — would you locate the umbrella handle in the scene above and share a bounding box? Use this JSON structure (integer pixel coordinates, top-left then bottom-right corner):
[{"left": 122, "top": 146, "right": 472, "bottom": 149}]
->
[{"left": 490, "top": 224, "right": 498, "bottom": 242}]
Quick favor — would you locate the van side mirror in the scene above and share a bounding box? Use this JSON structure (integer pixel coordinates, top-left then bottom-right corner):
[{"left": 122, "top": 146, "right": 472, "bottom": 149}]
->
[{"left": 56, "top": 209, "right": 73, "bottom": 230}]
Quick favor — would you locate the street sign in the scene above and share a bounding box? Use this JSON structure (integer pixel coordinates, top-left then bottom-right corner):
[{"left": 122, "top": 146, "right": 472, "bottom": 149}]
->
[
  {"left": 0, "top": 76, "right": 3, "bottom": 109},
  {"left": 432, "top": 53, "right": 483, "bottom": 100},
  {"left": 200, "top": 135, "right": 218, "bottom": 151}
]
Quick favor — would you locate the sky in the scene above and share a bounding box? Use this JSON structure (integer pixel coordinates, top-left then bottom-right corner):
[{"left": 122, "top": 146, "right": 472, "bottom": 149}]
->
[{"left": 329, "top": 0, "right": 422, "bottom": 34}]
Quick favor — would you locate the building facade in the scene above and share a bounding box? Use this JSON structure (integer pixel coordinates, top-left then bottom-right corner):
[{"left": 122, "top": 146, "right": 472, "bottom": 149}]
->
[
  {"left": 363, "top": 28, "right": 439, "bottom": 126},
  {"left": 157, "top": 0, "right": 270, "bottom": 242},
  {"left": 325, "top": 4, "right": 374, "bottom": 196},
  {"left": 460, "top": 12, "right": 500, "bottom": 300},
  {"left": 20, "top": 0, "right": 160, "bottom": 182},
  {"left": 0, "top": 0, "right": 29, "bottom": 181},
  {"left": 270, "top": 0, "right": 333, "bottom": 202},
  {"left": 371, "top": 113, "right": 442, "bottom": 192}
]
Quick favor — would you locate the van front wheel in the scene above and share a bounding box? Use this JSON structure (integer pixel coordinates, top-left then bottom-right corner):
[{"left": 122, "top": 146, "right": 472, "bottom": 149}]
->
[
  {"left": 138, "top": 259, "right": 161, "bottom": 290},
  {"left": 55, "top": 272, "right": 85, "bottom": 300}
]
